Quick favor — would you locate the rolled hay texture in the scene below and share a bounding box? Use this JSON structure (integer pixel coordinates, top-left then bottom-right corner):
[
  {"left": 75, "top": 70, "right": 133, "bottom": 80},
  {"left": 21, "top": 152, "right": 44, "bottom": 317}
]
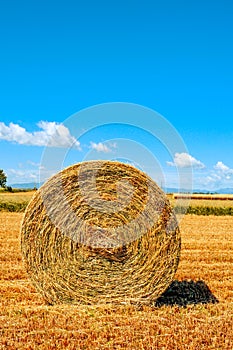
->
[{"left": 21, "top": 161, "right": 181, "bottom": 305}]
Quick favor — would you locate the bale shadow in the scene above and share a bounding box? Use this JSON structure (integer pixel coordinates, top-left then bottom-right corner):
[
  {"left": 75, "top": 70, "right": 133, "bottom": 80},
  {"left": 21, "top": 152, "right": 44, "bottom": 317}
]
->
[{"left": 155, "top": 280, "right": 219, "bottom": 307}]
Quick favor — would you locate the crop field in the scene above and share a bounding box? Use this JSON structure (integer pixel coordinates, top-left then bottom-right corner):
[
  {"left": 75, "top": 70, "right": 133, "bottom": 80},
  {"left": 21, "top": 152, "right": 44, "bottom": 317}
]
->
[
  {"left": 0, "top": 191, "right": 34, "bottom": 200},
  {"left": 0, "top": 191, "right": 35, "bottom": 212},
  {"left": 0, "top": 211, "right": 232, "bottom": 350},
  {"left": 1, "top": 191, "right": 233, "bottom": 214},
  {"left": 171, "top": 198, "right": 233, "bottom": 208},
  {"left": 0, "top": 191, "right": 34, "bottom": 203}
]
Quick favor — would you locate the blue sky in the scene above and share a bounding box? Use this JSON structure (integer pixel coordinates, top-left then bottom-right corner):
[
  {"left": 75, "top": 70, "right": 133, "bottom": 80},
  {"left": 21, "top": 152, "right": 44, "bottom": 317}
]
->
[{"left": 0, "top": 0, "right": 233, "bottom": 190}]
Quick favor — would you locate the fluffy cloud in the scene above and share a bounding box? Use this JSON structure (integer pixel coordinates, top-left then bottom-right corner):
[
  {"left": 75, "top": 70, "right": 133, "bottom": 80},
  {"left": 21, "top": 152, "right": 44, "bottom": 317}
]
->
[
  {"left": 214, "top": 161, "right": 233, "bottom": 180},
  {"left": 7, "top": 161, "right": 56, "bottom": 184},
  {"left": 167, "top": 152, "right": 205, "bottom": 169},
  {"left": 197, "top": 161, "right": 233, "bottom": 190},
  {"left": 0, "top": 121, "right": 80, "bottom": 149},
  {"left": 7, "top": 168, "right": 39, "bottom": 183},
  {"left": 214, "top": 161, "right": 232, "bottom": 173},
  {"left": 90, "top": 142, "right": 116, "bottom": 153}
]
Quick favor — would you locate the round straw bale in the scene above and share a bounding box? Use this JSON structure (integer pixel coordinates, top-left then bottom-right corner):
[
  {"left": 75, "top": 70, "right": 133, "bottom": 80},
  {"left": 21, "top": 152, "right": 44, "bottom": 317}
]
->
[{"left": 21, "top": 160, "right": 181, "bottom": 305}]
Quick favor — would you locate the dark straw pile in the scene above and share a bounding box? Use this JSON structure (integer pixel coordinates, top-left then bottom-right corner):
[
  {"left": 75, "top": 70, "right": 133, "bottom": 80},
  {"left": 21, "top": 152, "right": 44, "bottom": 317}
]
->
[{"left": 21, "top": 161, "right": 181, "bottom": 305}]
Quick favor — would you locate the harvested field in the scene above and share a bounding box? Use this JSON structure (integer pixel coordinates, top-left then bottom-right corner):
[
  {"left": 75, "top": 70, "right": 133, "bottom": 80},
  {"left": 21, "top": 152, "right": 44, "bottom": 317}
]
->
[{"left": 0, "top": 212, "right": 232, "bottom": 349}]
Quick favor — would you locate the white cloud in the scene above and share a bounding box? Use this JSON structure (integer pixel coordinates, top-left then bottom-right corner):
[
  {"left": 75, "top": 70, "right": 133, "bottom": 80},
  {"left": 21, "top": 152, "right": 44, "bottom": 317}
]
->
[
  {"left": 90, "top": 142, "right": 116, "bottom": 153},
  {"left": 195, "top": 161, "right": 233, "bottom": 190},
  {"left": 27, "top": 160, "right": 40, "bottom": 167},
  {"left": 7, "top": 161, "right": 55, "bottom": 184},
  {"left": 0, "top": 121, "right": 80, "bottom": 149},
  {"left": 213, "top": 161, "right": 233, "bottom": 180},
  {"left": 167, "top": 152, "right": 205, "bottom": 169},
  {"left": 214, "top": 161, "right": 232, "bottom": 173},
  {"left": 7, "top": 168, "right": 39, "bottom": 183}
]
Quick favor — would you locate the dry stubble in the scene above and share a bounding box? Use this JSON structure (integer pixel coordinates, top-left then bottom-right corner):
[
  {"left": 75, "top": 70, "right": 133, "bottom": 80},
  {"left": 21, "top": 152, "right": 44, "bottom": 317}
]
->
[{"left": 0, "top": 213, "right": 232, "bottom": 350}]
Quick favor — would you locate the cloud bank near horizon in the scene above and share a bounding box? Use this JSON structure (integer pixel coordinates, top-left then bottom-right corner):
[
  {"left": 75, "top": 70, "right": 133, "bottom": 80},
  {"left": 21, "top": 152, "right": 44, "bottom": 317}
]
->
[
  {"left": 166, "top": 153, "right": 233, "bottom": 189},
  {"left": 1, "top": 122, "right": 233, "bottom": 190}
]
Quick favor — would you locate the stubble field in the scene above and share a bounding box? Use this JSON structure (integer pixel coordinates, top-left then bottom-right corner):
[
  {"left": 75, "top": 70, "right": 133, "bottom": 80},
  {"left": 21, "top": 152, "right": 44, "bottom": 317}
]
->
[{"left": 0, "top": 211, "right": 232, "bottom": 349}]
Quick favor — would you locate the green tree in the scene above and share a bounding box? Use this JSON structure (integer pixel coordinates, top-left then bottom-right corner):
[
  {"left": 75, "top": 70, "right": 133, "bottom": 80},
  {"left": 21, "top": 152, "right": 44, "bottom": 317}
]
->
[{"left": 0, "top": 169, "right": 7, "bottom": 188}]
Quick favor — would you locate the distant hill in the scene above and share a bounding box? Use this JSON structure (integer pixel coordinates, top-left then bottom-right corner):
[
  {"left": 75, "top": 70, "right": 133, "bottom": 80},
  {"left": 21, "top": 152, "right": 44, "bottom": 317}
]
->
[
  {"left": 8, "top": 182, "right": 233, "bottom": 195},
  {"left": 164, "top": 187, "right": 233, "bottom": 194},
  {"left": 8, "top": 182, "right": 43, "bottom": 189},
  {"left": 166, "top": 188, "right": 233, "bottom": 194},
  {"left": 214, "top": 188, "right": 233, "bottom": 194}
]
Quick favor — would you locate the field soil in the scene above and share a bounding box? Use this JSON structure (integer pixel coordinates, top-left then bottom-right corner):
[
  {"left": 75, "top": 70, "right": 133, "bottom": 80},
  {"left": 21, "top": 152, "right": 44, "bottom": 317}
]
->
[{"left": 0, "top": 213, "right": 232, "bottom": 349}]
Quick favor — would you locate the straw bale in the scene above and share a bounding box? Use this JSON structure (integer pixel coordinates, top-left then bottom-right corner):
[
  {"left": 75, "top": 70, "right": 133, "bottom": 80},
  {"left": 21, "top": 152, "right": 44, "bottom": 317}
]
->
[{"left": 21, "top": 161, "right": 181, "bottom": 305}]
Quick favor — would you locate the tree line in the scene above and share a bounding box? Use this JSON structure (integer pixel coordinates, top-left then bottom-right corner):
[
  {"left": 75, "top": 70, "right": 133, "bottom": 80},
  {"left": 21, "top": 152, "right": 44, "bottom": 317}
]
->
[
  {"left": 0, "top": 169, "right": 7, "bottom": 188},
  {"left": 0, "top": 169, "right": 12, "bottom": 191}
]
